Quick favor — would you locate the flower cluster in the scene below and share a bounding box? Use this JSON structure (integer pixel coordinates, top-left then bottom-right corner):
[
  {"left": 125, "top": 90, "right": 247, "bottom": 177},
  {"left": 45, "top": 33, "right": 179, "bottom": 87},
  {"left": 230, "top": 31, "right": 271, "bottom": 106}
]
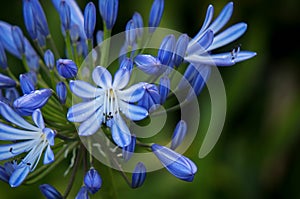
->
[{"left": 0, "top": 0, "right": 255, "bottom": 198}]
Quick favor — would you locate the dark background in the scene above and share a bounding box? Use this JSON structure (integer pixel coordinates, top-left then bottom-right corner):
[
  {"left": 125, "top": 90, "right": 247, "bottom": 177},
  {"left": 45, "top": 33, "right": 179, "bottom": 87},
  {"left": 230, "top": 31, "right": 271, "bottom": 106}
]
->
[{"left": 0, "top": 0, "right": 300, "bottom": 198}]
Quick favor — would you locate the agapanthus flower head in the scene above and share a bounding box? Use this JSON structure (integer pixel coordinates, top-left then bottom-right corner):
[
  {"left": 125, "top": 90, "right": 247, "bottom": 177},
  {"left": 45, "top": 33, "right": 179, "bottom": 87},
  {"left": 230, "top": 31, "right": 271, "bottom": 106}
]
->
[
  {"left": 56, "top": 59, "right": 78, "bottom": 79},
  {"left": 68, "top": 66, "right": 148, "bottom": 147},
  {"left": 0, "top": 103, "right": 55, "bottom": 187},
  {"left": 13, "top": 88, "right": 52, "bottom": 116},
  {"left": 131, "top": 162, "right": 147, "bottom": 189},
  {"left": 151, "top": 144, "right": 197, "bottom": 182},
  {"left": 40, "top": 184, "right": 63, "bottom": 199},
  {"left": 84, "top": 168, "right": 102, "bottom": 194}
]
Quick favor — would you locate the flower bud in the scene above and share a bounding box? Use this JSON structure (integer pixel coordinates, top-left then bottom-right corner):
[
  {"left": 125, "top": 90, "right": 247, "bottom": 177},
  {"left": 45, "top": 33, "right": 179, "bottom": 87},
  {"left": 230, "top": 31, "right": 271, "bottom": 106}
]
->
[
  {"left": 137, "top": 83, "right": 160, "bottom": 111},
  {"left": 132, "top": 12, "right": 143, "bottom": 38},
  {"left": 96, "top": 30, "right": 103, "bottom": 45},
  {"left": 148, "top": 0, "right": 164, "bottom": 33},
  {"left": 99, "top": 0, "right": 118, "bottom": 30},
  {"left": 0, "top": 42, "right": 7, "bottom": 69},
  {"left": 131, "top": 162, "right": 146, "bottom": 188},
  {"left": 135, "top": 54, "right": 162, "bottom": 75},
  {"left": 56, "top": 82, "right": 67, "bottom": 104},
  {"left": 19, "top": 73, "right": 35, "bottom": 95},
  {"left": 159, "top": 76, "right": 170, "bottom": 104},
  {"left": 122, "top": 135, "right": 136, "bottom": 161},
  {"left": 84, "top": 2, "right": 96, "bottom": 39},
  {"left": 151, "top": 144, "right": 197, "bottom": 182},
  {"left": 120, "top": 57, "right": 133, "bottom": 72},
  {"left": 12, "top": 26, "right": 25, "bottom": 55},
  {"left": 56, "top": 59, "right": 78, "bottom": 79},
  {"left": 170, "top": 120, "right": 187, "bottom": 150},
  {"left": 75, "top": 187, "right": 89, "bottom": 199},
  {"left": 59, "top": 1, "right": 71, "bottom": 31},
  {"left": 173, "top": 34, "right": 189, "bottom": 67},
  {"left": 125, "top": 20, "right": 136, "bottom": 47},
  {"left": 39, "top": 184, "right": 63, "bottom": 199},
  {"left": 84, "top": 168, "right": 102, "bottom": 194},
  {"left": 44, "top": 50, "right": 54, "bottom": 70},
  {"left": 158, "top": 34, "right": 175, "bottom": 66},
  {"left": 0, "top": 74, "right": 16, "bottom": 89}
]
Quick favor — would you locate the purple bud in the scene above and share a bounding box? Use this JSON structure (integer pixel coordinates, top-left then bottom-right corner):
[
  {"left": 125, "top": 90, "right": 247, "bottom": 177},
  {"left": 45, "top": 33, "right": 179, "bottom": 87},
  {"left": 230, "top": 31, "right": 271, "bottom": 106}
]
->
[
  {"left": 0, "top": 73, "right": 16, "bottom": 89},
  {"left": 148, "top": 0, "right": 164, "bottom": 33},
  {"left": 84, "top": 168, "right": 102, "bottom": 194},
  {"left": 13, "top": 88, "right": 52, "bottom": 116},
  {"left": 84, "top": 2, "right": 96, "bottom": 39},
  {"left": 19, "top": 73, "right": 35, "bottom": 94},
  {"left": 131, "top": 162, "right": 146, "bottom": 188},
  {"left": 44, "top": 50, "right": 55, "bottom": 70},
  {"left": 56, "top": 82, "right": 67, "bottom": 104},
  {"left": 39, "top": 184, "right": 63, "bottom": 199},
  {"left": 170, "top": 120, "right": 187, "bottom": 150},
  {"left": 151, "top": 144, "right": 197, "bottom": 182},
  {"left": 56, "top": 59, "right": 78, "bottom": 79}
]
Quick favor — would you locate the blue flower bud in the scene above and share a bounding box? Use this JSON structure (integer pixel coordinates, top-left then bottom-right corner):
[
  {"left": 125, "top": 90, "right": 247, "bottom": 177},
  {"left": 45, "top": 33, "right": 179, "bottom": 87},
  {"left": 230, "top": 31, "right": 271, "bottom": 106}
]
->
[
  {"left": 135, "top": 54, "right": 163, "bottom": 75},
  {"left": 84, "top": 2, "right": 96, "bottom": 39},
  {"left": 19, "top": 74, "right": 35, "bottom": 94},
  {"left": 39, "top": 184, "right": 63, "bottom": 199},
  {"left": 56, "top": 82, "right": 67, "bottom": 104},
  {"left": 122, "top": 135, "right": 136, "bottom": 161},
  {"left": 59, "top": 1, "right": 71, "bottom": 31},
  {"left": 151, "top": 144, "right": 197, "bottom": 182},
  {"left": 125, "top": 20, "right": 136, "bottom": 47},
  {"left": 5, "top": 88, "right": 19, "bottom": 104},
  {"left": 23, "top": 0, "right": 37, "bottom": 39},
  {"left": 70, "top": 25, "right": 80, "bottom": 43},
  {"left": 56, "top": 59, "right": 78, "bottom": 79},
  {"left": 158, "top": 34, "right": 175, "bottom": 66},
  {"left": 99, "top": 0, "right": 118, "bottom": 30},
  {"left": 11, "top": 26, "right": 25, "bottom": 55},
  {"left": 148, "top": 0, "right": 164, "bottom": 33},
  {"left": 159, "top": 76, "right": 170, "bottom": 104},
  {"left": 75, "top": 187, "right": 89, "bottom": 199},
  {"left": 96, "top": 30, "right": 103, "bottom": 45},
  {"left": 120, "top": 57, "right": 133, "bottom": 72},
  {"left": 13, "top": 88, "right": 52, "bottom": 116},
  {"left": 138, "top": 83, "right": 160, "bottom": 111},
  {"left": 173, "top": 34, "right": 189, "bottom": 67},
  {"left": 0, "top": 74, "right": 16, "bottom": 89},
  {"left": 0, "top": 42, "right": 7, "bottom": 69},
  {"left": 170, "top": 120, "right": 187, "bottom": 150},
  {"left": 30, "top": 0, "right": 49, "bottom": 36},
  {"left": 132, "top": 12, "right": 143, "bottom": 38},
  {"left": 131, "top": 162, "right": 146, "bottom": 189},
  {"left": 84, "top": 168, "right": 102, "bottom": 194},
  {"left": 44, "top": 49, "right": 54, "bottom": 70}
]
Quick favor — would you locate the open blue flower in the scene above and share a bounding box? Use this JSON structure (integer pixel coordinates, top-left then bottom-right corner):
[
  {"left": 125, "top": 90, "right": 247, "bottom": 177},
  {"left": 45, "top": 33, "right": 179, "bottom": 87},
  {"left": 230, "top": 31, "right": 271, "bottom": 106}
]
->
[
  {"left": 0, "top": 102, "right": 55, "bottom": 187},
  {"left": 67, "top": 66, "right": 148, "bottom": 147}
]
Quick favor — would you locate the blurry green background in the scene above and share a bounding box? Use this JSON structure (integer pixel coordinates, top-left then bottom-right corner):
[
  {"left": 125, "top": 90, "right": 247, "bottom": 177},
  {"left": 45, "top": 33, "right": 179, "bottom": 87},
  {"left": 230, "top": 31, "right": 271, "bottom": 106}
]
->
[{"left": 0, "top": 0, "right": 300, "bottom": 198}]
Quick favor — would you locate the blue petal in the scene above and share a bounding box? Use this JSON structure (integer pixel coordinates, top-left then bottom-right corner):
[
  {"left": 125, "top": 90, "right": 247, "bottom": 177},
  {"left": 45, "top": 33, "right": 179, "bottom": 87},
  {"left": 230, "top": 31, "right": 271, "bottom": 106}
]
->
[
  {"left": 75, "top": 186, "right": 89, "bottom": 199},
  {"left": 0, "top": 73, "right": 16, "bottom": 89},
  {"left": 84, "top": 2, "right": 96, "bottom": 39},
  {"left": 170, "top": 120, "right": 187, "bottom": 150},
  {"left": 32, "top": 109, "right": 45, "bottom": 129},
  {"left": 131, "top": 162, "right": 146, "bottom": 188},
  {"left": 78, "top": 108, "right": 102, "bottom": 136},
  {"left": 67, "top": 97, "right": 102, "bottom": 123},
  {"left": 84, "top": 168, "right": 102, "bottom": 194},
  {"left": 43, "top": 128, "right": 56, "bottom": 146},
  {"left": 208, "top": 23, "right": 247, "bottom": 51},
  {"left": 151, "top": 144, "right": 197, "bottom": 182},
  {"left": 158, "top": 34, "right": 175, "bottom": 66},
  {"left": 208, "top": 2, "right": 233, "bottom": 34},
  {"left": 187, "top": 30, "right": 214, "bottom": 55},
  {"left": 43, "top": 145, "right": 54, "bottom": 165},
  {"left": 135, "top": 54, "right": 163, "bottom": 75},
  {"left": 173, "top": 34, "right": 189, "bottom": 67},
  {"left": 196, "top": 5, "right": 214, "bottom": 36},
  {"left": 122, "top": 135, "right": 136, "bottom": 161},
  {"left": 119, "top": 101, "right": 148, "bottom": 121},
  {"left": 92, "top": 66, "right": 112, "bottom": 88},
  {"left": 137, "top": 84, "right": 160, "bottom": 111},
  {"left": 117, "top": 82, "right": 146, "bottom": 102},
  {"left": 39, "top": 184, "right": 63, "bottom": 199},
  {"left": 0, "top": 140, "right": 35, "bottom": 161},
  {"left": 0, "top": 123, "right": 37, "bottom": 141},
  {"left": 70, "top": 80, "right": 104, "bottom": 99},
  {"left": 0, "top": 101, "right": 39, "bottom": 130},
  {"left": 9, "top": 165, "right": 30, "bottom": 187},
  {"left": 159, "top": 76, "right": 170, "bottom": 104},
  {"left": 113, "top": 68, "right": 130, "bottom": 89},
  {"left": 111, "top": 115, "right": 131, "bottom": 147},
  {"left": 148, "top": 0, "right": 164, "bottom": 33},
  {"left": 187, "top": 65, "right": 211, "bottom": 98}
]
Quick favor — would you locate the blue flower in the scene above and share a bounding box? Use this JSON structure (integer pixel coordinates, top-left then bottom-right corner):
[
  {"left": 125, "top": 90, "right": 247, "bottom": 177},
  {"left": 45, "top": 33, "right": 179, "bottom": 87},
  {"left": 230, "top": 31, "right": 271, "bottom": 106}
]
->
[
  {"left": 170, "top": 120, "right": 187, "bottom": 150},
  {"left": 39, "top": 184, "right": 63, "bottom": 199},
  {"left": 0, "top": 73, "right": 16, "bottom": 89},
  {"left": 184, "top": 2, "right": 256, "bottom": 67},
  {"left": 56, "top": 59, "right": 78, "bottom": 79},
  {"left": 151, "top": 144, "right": 197, "bottom": 182},
  {"left": 0, "top": 103, "right": 55, "bottom": 187},
  {"left": 99, "top": 0, "right": 119, "bottom": 30},
  {"left": 67, "top": 66, "right": 148, "bottom": 147},
  {"left": 131, "top": 162, "right": 146, "bottom": 189},
  {"left": 13, "top": 88, "right": 52, "bottom": 116},
  {"left": 84, "top": 168, "right": 102, "bottom": 194},
  {"left": 84, "top": 2, "right": 96, "bottom": 40}
]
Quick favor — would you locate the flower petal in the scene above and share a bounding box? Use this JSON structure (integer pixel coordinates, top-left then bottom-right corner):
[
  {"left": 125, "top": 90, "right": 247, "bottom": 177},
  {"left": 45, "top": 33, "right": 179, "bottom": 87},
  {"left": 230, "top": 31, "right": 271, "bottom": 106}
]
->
[
  {"left": 112, "top": 68, "right": 130, "bottom": 89},
  {"left": 43, "top": 145, "right": 54, "bottom": 164},
  {"left": 32, "top": 109, "right": 45, "bottom": 129},
  {"left": 9, "top": 165, "right": 30, "bottom": 187},
  {"left": 117, "top": 82, "right": 146, "bottom": 103},
  {"left": 134, "top": 54, "right": 163, "bottom": 75},
  {"left": 0, "top": 123, "right": 37, "bottom": 141},
  {"left": 78, "top": 108, "right": 103, "bottom": 136},
  {"left": 92, "top": 66, "right": 112, "bottom": 88},
  {"left": 119, "top": 100, "right": 148, "bottom": 121},
  {"left": 0, "top": 140, "right": 35, "bottom": 161},
  {"left": 111, "top": 115, "right": 131, "bottom": 147},
  {"left": 208, "top": 2, "right": 233, "bottom": 34},
  {"left": 70, "top": 80, "right": 104, "bottom": 99}
]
